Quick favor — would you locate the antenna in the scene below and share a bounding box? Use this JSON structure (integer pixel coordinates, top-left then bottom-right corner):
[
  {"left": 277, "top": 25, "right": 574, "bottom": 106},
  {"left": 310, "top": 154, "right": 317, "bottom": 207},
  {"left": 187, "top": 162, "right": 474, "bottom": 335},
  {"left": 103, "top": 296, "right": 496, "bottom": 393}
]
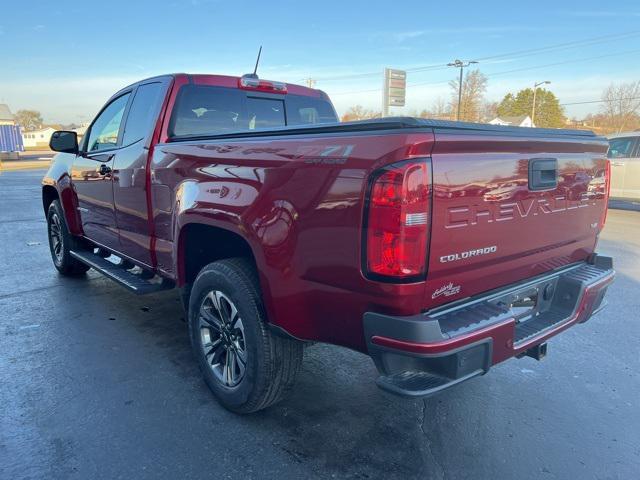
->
[{"left": 251, "top": 46, "right": 262, "bottom": 78}]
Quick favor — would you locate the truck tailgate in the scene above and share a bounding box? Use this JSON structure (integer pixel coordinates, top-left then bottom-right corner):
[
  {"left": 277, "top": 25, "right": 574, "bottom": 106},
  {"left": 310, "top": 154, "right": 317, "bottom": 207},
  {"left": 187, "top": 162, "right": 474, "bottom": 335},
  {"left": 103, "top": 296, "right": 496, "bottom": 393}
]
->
[{"left": 425, "top": 129, "right": 609, "bottom": 307}]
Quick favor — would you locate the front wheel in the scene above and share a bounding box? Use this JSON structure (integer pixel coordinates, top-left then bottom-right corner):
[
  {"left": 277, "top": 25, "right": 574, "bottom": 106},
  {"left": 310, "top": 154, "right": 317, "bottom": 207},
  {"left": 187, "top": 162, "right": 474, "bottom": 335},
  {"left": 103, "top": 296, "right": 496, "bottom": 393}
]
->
[
  {"left": 47, "top": 200, "right": 90, "bottom": 276},
  {"left": 188, "top": 258, "right": 303, "bottom": 413}
]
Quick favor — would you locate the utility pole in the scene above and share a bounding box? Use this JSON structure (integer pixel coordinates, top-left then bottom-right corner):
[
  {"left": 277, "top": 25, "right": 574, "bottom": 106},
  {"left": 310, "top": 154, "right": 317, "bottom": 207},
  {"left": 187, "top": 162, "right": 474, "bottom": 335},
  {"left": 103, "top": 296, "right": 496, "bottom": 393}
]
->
[
  {"left": 304, "top": 78, "right": 316, "bottom": 89},
  {"left": 531, "top": 80, "right": 550, "bottom": 127},
  {"left": 447, "top": 59, "right": 478, "bottom": 121},
  {"left": 382, "top": 68, "right": 390, "bottom": 118}
]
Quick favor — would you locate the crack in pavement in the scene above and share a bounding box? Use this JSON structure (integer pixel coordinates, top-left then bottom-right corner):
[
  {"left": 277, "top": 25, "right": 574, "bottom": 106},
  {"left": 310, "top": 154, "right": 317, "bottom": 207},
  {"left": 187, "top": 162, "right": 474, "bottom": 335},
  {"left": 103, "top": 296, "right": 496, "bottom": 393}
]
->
[
  {"left": 0, "top": 218, "right": 45, "bottom": 224},
  {"left": 0, "top": 277, "right": 102, "bottom": 300},
  {"left": 418, "top": 399, "right": 447, "bottom": 480}
]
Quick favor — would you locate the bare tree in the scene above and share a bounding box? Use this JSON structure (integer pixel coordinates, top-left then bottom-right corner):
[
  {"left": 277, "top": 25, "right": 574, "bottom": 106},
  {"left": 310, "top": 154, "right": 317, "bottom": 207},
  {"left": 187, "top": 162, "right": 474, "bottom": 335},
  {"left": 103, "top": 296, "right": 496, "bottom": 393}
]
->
[
  {"left": 449, "top": 70, "right": 488, "bottom": 122},
  {"left": 481, "top": 101, "right": 499, "bottom": 123},
  {"left": 15, "top": 110, "right": 43, "bottom": 131},
  {"left": 341, "top": 105, "right": 381, "bottom": 122},
  {"left": 431, "top": 97, "right": 450, "bottom": 119},
  {"left": 601, "top": 81, "right": 640, "bottom": 133}
]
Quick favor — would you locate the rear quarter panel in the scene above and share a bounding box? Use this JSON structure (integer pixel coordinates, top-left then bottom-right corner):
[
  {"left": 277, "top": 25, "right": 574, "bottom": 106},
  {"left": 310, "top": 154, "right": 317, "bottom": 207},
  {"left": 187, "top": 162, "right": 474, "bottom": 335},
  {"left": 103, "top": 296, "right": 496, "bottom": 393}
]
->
[{"left": 150, "top": 131, "right": 434, "bottom": 351}]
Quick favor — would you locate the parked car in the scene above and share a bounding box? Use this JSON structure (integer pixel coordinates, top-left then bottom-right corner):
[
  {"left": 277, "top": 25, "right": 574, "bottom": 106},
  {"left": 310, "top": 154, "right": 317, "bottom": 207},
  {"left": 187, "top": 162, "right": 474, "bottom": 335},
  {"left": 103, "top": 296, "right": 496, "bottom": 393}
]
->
[
  {"left": 607, "top": 132, "right": 640, "bottom": 201},
  {"left": 42, "top": 73, "right": 614, "bottom": 413}
]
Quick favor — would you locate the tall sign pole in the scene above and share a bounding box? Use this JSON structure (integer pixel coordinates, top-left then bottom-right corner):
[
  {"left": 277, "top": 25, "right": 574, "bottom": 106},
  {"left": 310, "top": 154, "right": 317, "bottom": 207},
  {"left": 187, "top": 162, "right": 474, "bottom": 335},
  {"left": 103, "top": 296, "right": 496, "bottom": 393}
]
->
[{"left": 382, "top": 68, "right": 406, "bottom": 117}]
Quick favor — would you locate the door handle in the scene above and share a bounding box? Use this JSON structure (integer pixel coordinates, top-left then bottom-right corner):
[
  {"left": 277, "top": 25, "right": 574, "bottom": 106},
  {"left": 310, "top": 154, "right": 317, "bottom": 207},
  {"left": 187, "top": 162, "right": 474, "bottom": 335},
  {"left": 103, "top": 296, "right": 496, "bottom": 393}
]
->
[
  {"left": 98, "top": 164, "right": 112, "bottom": 176},
  {"left": 612, "top": 162, "right": 625, "bottom": 167},
  {"left": 528, "top": 158, "right": 558, "bottom": 190}
]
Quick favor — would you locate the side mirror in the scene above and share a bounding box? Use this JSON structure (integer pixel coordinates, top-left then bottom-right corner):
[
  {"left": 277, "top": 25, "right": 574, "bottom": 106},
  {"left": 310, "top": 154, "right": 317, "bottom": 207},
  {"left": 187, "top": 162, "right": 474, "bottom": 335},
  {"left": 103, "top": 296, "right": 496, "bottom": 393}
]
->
[{"left": 49, "top": 131, "right": 79, "bottom": 154}]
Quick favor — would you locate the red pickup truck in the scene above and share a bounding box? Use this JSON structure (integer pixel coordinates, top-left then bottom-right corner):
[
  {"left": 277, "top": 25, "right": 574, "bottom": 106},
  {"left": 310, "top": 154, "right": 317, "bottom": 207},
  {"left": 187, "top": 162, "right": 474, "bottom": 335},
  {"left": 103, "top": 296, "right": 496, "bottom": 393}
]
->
[{"left": 43, "top": 73, "right": 614, "bottom": 413}]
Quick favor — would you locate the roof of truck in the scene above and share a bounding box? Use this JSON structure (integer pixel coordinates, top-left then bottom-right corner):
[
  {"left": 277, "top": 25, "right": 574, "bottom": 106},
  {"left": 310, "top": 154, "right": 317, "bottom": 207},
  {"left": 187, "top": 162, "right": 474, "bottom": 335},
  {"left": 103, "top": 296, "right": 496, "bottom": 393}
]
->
[
  {"left": 117, "top": 73, "right": 324, "bottom": 98},
  {"left": 607, "top": 131, "right": 640, "bottom": 139}
]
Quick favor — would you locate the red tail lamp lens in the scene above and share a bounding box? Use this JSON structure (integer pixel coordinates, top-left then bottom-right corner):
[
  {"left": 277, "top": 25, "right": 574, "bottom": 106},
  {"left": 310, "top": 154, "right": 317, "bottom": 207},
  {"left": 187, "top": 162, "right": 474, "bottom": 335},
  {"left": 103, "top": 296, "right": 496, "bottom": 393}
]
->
[{"left": 366, "top": 160, "right": 430, "bottom": 279}]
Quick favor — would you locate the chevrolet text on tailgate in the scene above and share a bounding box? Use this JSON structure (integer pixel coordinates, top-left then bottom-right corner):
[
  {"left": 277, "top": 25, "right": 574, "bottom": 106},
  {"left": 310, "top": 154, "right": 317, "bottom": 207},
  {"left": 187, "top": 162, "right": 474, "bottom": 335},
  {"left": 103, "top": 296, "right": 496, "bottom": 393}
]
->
[{"left": 42, "top": 72, "right": 614, "bottom": 413}]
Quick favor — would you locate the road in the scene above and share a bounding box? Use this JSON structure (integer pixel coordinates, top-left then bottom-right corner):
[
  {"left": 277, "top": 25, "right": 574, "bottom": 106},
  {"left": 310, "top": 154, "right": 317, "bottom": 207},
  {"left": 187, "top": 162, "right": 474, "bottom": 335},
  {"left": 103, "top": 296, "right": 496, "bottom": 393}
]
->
[
  {"left": 17, "top": 151, "right": 54, "bottom": 162},
  {"left": 0, "top": 152, "right": 53, "bottom": 172},
  {"left": 1, "top": 169, "right": 638, "bottom": 480}
]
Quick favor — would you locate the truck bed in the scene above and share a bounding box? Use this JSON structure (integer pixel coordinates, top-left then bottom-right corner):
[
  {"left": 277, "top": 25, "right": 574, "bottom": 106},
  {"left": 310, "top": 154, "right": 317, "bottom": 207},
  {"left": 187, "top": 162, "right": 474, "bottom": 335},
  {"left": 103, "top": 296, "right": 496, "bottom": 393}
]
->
[
  {"left": 167, "top": 116, "right": 599, "bottom": 142},
  {"left": 152, "top": 117, "right": 608, "bottom": 350}
]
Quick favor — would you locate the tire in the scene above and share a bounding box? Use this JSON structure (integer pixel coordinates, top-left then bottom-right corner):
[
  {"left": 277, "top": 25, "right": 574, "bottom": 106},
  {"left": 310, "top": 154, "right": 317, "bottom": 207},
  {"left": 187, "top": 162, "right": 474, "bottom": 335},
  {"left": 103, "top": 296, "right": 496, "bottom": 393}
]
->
[
  {"left": 46, "top": 200, "right": 90, "bottom": 276},
  {"left": 188, "top": 258, "right": 303, "bottom": 413}
]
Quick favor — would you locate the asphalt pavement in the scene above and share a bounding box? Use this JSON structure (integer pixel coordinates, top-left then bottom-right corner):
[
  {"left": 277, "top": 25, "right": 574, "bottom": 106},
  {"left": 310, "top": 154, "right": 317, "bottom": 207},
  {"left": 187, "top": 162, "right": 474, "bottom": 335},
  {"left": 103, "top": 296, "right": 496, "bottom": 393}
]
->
[{"left": 1, "top": 169, "right": 638, "bottom": 480}]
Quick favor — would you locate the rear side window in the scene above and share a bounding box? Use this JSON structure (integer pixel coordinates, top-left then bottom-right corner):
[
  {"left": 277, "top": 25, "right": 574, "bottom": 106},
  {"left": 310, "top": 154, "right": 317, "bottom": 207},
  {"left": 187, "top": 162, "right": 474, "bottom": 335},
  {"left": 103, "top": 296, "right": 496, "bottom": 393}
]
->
[
  {"left": 169, "top": 85, "right": 337, "bottom": 138},
  {"left": 122, "top": 82, "right": 164, "bottom": 145},
  {"left": 285, "top": 94, "right": 337, "bottom": 126},
  {"left": 170, "top": 86, "right": 245, "bottom": 137},
  {"left": 608, "top": 137, "right": 637, "bottom": 158}
]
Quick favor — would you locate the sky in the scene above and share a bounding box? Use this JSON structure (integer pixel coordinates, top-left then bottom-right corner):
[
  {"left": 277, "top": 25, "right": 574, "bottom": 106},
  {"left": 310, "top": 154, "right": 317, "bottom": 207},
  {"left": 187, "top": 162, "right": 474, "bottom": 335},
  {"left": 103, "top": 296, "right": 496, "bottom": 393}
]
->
[{"left": 1, "top": 0, "right": 639, "bottom": 124}]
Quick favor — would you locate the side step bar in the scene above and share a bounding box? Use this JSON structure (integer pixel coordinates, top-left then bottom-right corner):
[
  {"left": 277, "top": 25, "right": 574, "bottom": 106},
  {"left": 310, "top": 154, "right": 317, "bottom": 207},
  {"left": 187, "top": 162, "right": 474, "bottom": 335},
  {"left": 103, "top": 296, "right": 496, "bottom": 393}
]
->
[{"left": 70, "top": 250, "right": 175, "bottom": 295}]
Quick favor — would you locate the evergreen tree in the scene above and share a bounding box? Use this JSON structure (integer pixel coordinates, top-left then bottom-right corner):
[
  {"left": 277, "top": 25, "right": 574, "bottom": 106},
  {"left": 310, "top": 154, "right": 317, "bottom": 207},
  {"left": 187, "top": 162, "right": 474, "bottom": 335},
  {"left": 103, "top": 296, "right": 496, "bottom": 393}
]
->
[{"left": 497, "top": 88, "right": 566, "bottom": 128}]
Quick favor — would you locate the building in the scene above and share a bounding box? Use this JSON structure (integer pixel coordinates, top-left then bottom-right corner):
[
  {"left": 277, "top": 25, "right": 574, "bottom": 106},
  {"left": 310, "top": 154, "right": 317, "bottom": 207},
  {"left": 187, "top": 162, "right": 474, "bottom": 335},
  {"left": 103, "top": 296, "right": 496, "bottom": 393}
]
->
[
  {"left": 72, "top": 124, "right": 89, "bottom": 141},
  {"left": 0, "top": 105, "right": 24, "bottom": 157},
  {"left": 489, "top": 115, "right": 535, "bottom": 128},
  {"left": 0, "top": 104, "right": 15, "bottom": 125},
  {"left": 22, "top": 127, "right": 56, "bottom": 148}
]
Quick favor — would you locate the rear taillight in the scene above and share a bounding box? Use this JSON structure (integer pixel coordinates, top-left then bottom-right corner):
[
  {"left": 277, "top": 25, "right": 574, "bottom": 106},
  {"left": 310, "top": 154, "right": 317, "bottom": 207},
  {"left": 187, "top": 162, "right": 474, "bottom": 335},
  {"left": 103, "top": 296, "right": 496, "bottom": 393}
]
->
[
  {"left": 364, "top": 159, "right": 430, "bottom": 280},
  {"left": 600, "top": 159, "right": 611, "bottom": 229}
]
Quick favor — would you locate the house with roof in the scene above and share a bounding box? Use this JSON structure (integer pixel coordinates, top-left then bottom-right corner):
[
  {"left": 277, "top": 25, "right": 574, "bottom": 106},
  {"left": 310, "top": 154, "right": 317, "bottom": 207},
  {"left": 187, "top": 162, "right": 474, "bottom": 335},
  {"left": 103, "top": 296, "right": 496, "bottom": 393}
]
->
[
  {"left": 72, "top": 124, "right": 89, "bottom": 141},
  {"left": 0, "top": 104, "right": 15, "bottom": 126},
  {"left": 489, "top": 115, "right": 535, "bottom": 128},
  {"left": 22, "top": 127, "right": 57, "bottom": 148}
]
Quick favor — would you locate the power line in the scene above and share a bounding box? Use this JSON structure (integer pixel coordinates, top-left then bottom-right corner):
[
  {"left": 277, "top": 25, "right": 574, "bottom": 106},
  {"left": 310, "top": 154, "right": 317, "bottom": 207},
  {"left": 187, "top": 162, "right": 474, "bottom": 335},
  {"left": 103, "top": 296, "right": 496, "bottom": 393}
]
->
[
  {"left": 312, "top": 29, "right": 640, "bottom": 83},
  {"left": 483, "top": 48, "right": 640, "bottom": 78},
  {"left": 331, "top": 48, "right": 640, "bottom": 96},
  {"left": 476, "top": 30, "right": 640, "bottom": 62},
  {"left": 312, "top": 63, "right": 449, "bottom": 83},
  {"left": 560, "top": 96, "right": 640, "bottom": 106}
]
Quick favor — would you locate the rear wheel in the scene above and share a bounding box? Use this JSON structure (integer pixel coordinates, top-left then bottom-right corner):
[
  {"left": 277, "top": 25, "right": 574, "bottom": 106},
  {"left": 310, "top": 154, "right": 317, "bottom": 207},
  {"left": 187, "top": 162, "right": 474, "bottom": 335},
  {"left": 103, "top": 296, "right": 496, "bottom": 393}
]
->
[
  {"left": 47, "top": 200, "right": 90, "bottom": 276},
  {"left": 188, "top": 258, "right": 303, "bottom": 413}
]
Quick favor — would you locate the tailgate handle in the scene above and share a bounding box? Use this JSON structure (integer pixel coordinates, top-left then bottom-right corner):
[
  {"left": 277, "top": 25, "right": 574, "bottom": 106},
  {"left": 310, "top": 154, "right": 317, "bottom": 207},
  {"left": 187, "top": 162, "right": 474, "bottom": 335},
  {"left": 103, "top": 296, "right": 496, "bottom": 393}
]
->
[{"left": 528, "top": 158, "right": 558, "bottom": 191}]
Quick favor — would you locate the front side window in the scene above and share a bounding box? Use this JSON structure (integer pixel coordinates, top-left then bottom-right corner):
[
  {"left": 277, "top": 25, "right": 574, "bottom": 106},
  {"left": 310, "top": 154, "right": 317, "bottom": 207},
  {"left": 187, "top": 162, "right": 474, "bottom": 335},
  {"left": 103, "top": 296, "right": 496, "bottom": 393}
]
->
[
  {"left": 608, "top": 137, "right": 636, "bottom": 158},
  {"left": 86, "top": 94, "right": 130, "bottom": 152}
]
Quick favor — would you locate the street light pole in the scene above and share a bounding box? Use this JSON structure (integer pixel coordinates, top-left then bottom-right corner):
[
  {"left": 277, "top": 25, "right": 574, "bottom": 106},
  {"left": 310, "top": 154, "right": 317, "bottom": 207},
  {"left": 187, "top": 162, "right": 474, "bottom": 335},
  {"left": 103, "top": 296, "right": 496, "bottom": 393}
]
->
[
  {"left": 531, "top": 80, "right": 551, "bottom": 126},
  {"left": 447, "top": 59, "right": 478, "bottom": 121}
]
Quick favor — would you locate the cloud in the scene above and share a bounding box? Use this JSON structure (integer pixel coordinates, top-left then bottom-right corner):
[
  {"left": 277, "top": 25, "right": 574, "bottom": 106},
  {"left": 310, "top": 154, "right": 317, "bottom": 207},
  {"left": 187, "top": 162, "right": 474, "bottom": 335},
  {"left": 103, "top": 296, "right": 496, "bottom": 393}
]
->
[
  {"left": 0, "top": 75, "right": 142, "bottom": 123},
  {"left": 563, "top": 10, "right": 640, "bottom": 17},
  {"left": 394, "top": 26, "right": 538, "bottom": 42},
  {"left": 33, "top": 24, "right": 45, "bottom": 31},
  {"left": 394, "top": 31, "right": 425, "bottom": 42}
]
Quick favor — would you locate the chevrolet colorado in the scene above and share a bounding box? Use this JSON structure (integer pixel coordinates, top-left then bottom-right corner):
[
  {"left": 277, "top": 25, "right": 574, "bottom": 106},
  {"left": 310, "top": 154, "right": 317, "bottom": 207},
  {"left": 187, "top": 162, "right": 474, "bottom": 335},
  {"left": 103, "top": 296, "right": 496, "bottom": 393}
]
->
[{"left": 43, "top": 73, "right": 614, "bottom": 413}]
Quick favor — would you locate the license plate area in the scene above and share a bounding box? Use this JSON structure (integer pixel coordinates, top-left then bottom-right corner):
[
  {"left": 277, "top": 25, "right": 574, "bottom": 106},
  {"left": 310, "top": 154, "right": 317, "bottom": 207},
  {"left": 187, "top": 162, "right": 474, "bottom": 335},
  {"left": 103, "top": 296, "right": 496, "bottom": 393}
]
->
[
  {"left": 508, "top": 287, "right": 539, "bottom": 323},
  {"left": 489, "top": 278, "right": 559, "bottom": 325}
]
